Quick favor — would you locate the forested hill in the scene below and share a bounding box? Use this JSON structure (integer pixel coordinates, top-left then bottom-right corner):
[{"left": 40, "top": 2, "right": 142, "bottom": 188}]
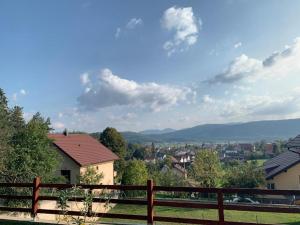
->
[{"left": 121, "top": 118, "right": 300, "bottom": 143}]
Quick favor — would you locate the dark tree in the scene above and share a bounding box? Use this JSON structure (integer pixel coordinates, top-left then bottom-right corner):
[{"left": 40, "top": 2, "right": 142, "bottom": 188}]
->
[{"left": 100, "top": 127, "right": 127, "bottom": 179}]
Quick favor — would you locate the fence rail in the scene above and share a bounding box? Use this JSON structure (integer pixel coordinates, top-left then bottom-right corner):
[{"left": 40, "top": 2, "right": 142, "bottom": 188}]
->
[{"left": 0, "top": 178, "right": 300, "bottom": 225}]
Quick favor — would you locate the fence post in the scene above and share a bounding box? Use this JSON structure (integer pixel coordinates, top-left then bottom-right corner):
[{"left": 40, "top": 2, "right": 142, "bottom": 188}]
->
[
  {"left": 217, "top": 189, "right": 224, "bottom": 225},
  {"left": 88, "top": 187, "right": 93, "bottom": 217},
  {"left": 31, "top": 177, "right": 41, "bottom": 220},
  {"left": 147, "top": 179, "right": 154, "bottom": 225}
]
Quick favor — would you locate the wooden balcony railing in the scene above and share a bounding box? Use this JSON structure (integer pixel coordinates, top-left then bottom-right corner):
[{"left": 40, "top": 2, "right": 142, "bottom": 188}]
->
[{"left": 1, "top": 177, "right": 300, "bottom": 225}]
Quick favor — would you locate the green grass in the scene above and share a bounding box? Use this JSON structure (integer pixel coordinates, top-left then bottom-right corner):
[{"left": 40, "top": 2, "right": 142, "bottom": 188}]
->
[
  {"left": 100, "top": 204, "right": 300, "bottom": 225},
  {"left": 247, "top": 159, "right": 267, "bottom": 166}
]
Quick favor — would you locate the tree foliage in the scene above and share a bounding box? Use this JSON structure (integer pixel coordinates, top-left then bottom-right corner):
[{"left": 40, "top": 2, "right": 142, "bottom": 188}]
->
[
  {"left": 190, "top": 150, "right": 222, "bottom": 188},
  {"left": 121, "top": 160, "right": 148, "bottom": 197},
  {"left": 79, "top": 166, "right": 103, "bottom": 185},
  {"left": 100, "top": 127, "right": 127, "bottom": 179},
  {"left": 1, "top": 112, "right": 60, "bottom": 183},
  {"left": 0, "top": 89, "right": 61, "bottom": 206},
  {"left": 224, "top": 160, "right": 265, "bottom": 188}
]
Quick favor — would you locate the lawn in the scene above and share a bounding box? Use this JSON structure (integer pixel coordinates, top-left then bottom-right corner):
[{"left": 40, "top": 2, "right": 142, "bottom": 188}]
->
[
  {"left": 247, "top": 159, "right": 267, "bottom": 166},
  {"left": 100, "top": 204, "right": 300, "bottom": 225}
]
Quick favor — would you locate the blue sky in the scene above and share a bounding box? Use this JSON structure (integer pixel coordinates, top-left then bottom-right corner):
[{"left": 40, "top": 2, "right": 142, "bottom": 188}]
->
[{"left": 1, "top": 0, "right": 300, "bottom": 132}]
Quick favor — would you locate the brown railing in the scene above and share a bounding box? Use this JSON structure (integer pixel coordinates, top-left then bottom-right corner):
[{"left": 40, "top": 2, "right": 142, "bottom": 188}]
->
[{"left": 0, "top": 178, "right": 300, "bottom": 225}]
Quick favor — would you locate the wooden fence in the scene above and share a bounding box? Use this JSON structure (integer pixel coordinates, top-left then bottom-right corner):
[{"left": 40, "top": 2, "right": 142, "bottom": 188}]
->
[{"left": 1, "top": 177, "right": 300, "bottom": 225}]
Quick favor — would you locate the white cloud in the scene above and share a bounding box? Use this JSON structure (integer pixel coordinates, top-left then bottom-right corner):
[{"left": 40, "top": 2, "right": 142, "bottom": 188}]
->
[
  {"left": 58, "top": 112, "right": 63, "bottom": 118},
  {"left": 234, "top": 42, "right": 242, "bottom": 49},
  {"left": 209, "top": 37, "right": 300, "bottom": 84},
  {"left": 115, "top": 27, "right": 121, "bottom": 39},
  {"left": 115, "top": 18, "right": 143, "bottom": 39},
  {"left": 78, "top": 68, "right": 195, "bottom": 112},
  {"left": 12, "top": 89, "right": 27, "bottom": 101},
  {"left": 126, "top": 18, "right": 143, "bottom": 29},
  {"left": 52, "top": 122, "right": 65, "bottom": 130},
  {"left": 80, "top": 73, "right": 90, "bottom": 85},
  {"left": 208, "top": 54, "right": 262, "bottom": 84},
  {"left": 202, "top": 94, "right": 215, "bottom": 103},
  {"left": 162, "top": 6, "right": 201, "bottom": 56},
  {"left": 201, "top": 94, "right": 300, "bottom": 121},
  {"left": 20, "top": 89, "right": 27, "bottom": 95},
  {"left": 23, "top": 111, "right": 35, "bottom": 122}
]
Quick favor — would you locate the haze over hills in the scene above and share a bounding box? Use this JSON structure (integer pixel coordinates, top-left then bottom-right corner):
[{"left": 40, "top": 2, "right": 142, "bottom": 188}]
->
[
  {"left": 121, "top": 118, "right": 300, "bottom": 143},
  {"left": 139, "top": 128, "right": 176, "bottom": 135}
]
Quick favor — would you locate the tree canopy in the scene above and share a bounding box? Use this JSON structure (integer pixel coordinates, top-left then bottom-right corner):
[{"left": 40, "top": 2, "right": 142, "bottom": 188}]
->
[
  {"left": 100, "top": 127, "right": 127, "bottom": 179},
  {"left": 190, "top": 150, "right": 223, "bottom": 188},
  {"left": 0, "top": 89, "right": 61, "bottom": 184},
  {"left": 224, "top": 160, "right": 265, "bottom": 188}
]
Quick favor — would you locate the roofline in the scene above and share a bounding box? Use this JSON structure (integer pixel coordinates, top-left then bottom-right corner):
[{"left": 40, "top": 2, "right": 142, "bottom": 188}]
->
[
  {"left": 266, "top": 160, "right": 300, "bottom": 180},
  {"left": 80, "top": 159, "right": 117, "bottom": 167},
  {"left": 52, "top": 143, "right": 118, "bottom": 167},
  {"left": 52, "top": 143, "right": 82, "bottom": 167}
]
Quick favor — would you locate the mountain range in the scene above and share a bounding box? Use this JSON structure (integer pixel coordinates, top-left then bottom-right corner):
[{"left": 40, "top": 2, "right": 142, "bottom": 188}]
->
[{"left": 121, "top": 118, "right": 300, "bottom": 143}]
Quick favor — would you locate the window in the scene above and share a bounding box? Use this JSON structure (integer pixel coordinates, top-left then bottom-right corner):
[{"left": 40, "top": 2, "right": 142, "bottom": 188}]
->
[
  {"left": 267, "top": 183, "right": 275, "bottom": 190},
  {"left": 61, "top": 170, "right": 71, "bottom": 184}
]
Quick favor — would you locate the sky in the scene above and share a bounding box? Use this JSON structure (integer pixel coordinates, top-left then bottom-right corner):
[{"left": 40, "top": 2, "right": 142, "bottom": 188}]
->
[{"left": 1, "top": 0, "right": 300, "bottom": 132}]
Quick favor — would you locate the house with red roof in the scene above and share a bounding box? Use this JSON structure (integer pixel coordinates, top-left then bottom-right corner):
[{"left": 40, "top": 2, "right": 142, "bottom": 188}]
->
[{"left": 48, "top": 132, "right": 119, "bottom": 184}]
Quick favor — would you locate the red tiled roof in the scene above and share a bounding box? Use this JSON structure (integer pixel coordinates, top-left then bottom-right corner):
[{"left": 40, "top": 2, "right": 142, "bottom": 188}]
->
[{"left": 48, "top": 134, "right": 119, "bottom": 166}]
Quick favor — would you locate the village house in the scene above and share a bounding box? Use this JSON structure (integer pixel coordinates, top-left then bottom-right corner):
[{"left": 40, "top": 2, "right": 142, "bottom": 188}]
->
[
  {"left": 264, "top": 134, "right": 300, "bottom": 190},
  {"left": 48, "top": 132, "right": 119, "bottom": 185}
]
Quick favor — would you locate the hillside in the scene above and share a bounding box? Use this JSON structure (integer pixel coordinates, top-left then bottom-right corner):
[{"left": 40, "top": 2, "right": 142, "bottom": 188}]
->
[
  {"left": 139, "top": 128, "right": 176, "bottom": 135},
  {"left": 121, "top": 118, "right": 300, "bottom": 143}
]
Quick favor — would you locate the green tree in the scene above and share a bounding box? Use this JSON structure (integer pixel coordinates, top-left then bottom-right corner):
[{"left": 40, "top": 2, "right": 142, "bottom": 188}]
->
[
  {"left": 190, "top": 150, "right": 222, "bottom": 188},
  {"left": 100, "top": 127, "right": 127, "bottom": 179},
  {"left": 224, "top": 161, "right": 265, "bottom": 188},
  {"left": 159, "top": 167, "right": 187, "bottom": 187},
  {"left": 9, "top": 106, "right": 26, "bottom": 147},
  {"left": 121, "top": 160, "right": 148, "bottom": 197},
  {"left": 0, "top": 88, "right": 11, "bottom": 170},
  {"left": 79, "top": 166, "right": 103, "bottom": 184},
  {"left": 1, "top": 112, "right": 60, "bottom": 183},
  {"left": 163, "top": 155, "right": 173, "bottom": 168},
  {"left": 127, "top": 143, "right": 147, "bottom": 160}
]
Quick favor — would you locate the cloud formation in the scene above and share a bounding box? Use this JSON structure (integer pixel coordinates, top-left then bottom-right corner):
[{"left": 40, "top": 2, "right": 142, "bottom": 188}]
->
[
  {"left": 234, "top": 42, "right": 242, "bottom": 49},
  {"left": 201, "top": 94, "right": 300, "bottom": 121},
  {"left": 208, "top": 54, "right": 262, "bottom": 84},
  {"left": 115, "top": 18, "right": 143, "bottom": 39},
  {"left": 52, "top": 121, "right": 65, "bottom": 130},
  {"left": 162, "top": 6, "right": 201, "bottom": 56},
  {"left": 12, "top": 89, "right": 27, "bottom": 101},
  {"left": 208, "top": 37, "right": 300, "bottom": 84},
  {"left": 126, "top": 18, "right": 143, "bottom": 29},
  {"left": 80, "top": 73, "right": 90, "bottom": 85},
  {"left": 78, "top": 69, "right": 195, "bottom": 112}
]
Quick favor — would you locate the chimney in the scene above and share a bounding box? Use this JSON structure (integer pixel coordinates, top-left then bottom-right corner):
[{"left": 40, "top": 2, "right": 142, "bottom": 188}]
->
[{"left": 63, "top": 128, "right": 68, "bottom": 136}]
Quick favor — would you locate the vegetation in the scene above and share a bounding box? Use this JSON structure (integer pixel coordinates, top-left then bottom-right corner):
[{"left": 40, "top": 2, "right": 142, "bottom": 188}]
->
[
  {"left": 100, "top": 127, "right": 126, "bottom": 179},
  {"left": 0, "top": 89, "right": 61, "bottom": 206},
  {"left": 224, "top": 160, "right": 265, "bottom": 188},
  {"left": 121, "top": 160, "right": 148, "bottom": 197},
  {"left": 79, "top": 166, "right": 103, "bottom": 184},
  {"left": 189, "top": 150, "right": 223, "bottom": 188},
  {"left": 101, "top": 204, "right": 300, "bottom": 225}
]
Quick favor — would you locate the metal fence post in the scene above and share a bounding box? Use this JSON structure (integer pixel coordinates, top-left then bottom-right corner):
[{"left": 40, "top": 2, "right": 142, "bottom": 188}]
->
[
  {"left": 217, "top": 189, "right": 224, "bottom": 225},
  {"left": 31, "top": 177, "right": 40, "bottom": 220},
  {"left": 147, "top": 179, "right": 154, "bottom": 225}
]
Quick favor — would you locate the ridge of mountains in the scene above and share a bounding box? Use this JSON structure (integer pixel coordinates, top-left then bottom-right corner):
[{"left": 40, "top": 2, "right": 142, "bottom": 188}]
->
[{"left": 121, "top": 118, "right": 300, "bottom": 143}]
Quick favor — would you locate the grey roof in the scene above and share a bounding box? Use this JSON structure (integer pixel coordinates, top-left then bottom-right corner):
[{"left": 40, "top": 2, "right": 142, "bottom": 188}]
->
[
  {"left": 287, "top": 135, "right": 300, "bottom": 149},
  {"left": 264, "top": 149, "right": 300, "bottom": 180}
]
